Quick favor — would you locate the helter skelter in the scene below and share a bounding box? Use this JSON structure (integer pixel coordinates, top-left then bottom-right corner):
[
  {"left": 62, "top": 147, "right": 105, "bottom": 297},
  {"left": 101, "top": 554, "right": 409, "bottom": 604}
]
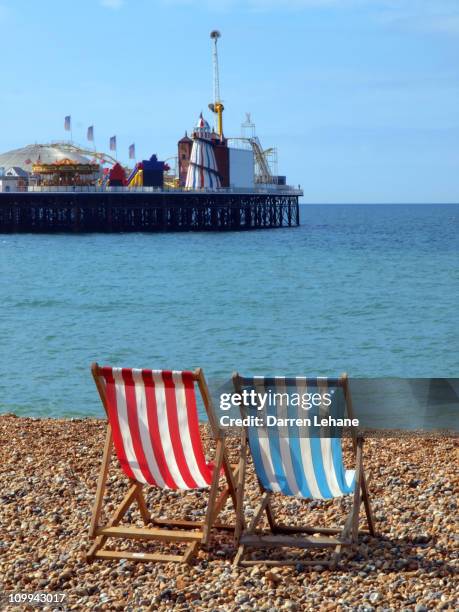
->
[{"left": 185, "top": 114, "right": 222, "bottom": 189}]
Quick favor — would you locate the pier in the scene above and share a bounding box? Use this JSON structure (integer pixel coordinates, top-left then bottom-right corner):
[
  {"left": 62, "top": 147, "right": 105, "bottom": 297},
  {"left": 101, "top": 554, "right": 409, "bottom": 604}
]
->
[{"left": 0, "top": 188, "right": 301, "bottom": 233}]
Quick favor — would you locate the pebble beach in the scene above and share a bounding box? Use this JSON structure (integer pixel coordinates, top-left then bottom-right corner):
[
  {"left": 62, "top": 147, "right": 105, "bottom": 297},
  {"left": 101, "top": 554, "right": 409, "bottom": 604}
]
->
[{"left": 0, "top": 414, "right": 457, "bottom": 611}]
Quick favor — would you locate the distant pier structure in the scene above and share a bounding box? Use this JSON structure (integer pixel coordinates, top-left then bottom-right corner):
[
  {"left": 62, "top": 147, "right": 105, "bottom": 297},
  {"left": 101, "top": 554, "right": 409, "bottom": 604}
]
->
[
  {"left": 0, "top": 188, "right": 300, "bottom": 233},
  {"left": 0, "top": 31, "right": 303, "bottom": 233}
]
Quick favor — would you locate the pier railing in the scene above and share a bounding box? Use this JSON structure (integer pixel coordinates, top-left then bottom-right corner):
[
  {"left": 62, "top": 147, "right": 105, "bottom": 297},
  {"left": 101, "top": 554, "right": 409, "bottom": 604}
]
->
[{"left": 25, "top": 185, "right": 303, "bottom": 196}]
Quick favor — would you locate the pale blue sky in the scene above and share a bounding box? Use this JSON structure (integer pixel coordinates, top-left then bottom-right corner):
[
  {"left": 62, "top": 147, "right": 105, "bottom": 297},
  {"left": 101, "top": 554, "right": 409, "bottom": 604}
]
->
[{"left": 0, "top": 0, "right": 458, "bottom": 202}]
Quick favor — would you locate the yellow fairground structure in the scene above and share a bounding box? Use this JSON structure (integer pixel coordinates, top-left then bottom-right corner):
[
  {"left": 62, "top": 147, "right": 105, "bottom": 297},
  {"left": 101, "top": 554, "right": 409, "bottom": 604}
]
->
[{"left": 128, "top": 167, "right": 143, "bottom": 187}]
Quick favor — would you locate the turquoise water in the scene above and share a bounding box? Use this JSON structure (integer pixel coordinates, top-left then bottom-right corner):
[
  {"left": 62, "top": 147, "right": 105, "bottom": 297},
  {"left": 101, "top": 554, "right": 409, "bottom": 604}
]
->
[{"left": 1, "top": 204, "right": 458, "bottom": 418}]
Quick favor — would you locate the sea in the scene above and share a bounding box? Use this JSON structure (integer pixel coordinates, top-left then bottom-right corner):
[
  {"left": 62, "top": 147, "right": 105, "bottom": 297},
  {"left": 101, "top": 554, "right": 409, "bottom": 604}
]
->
[{"left": 1, "top": 203, "right": 458, "bottom": 423}]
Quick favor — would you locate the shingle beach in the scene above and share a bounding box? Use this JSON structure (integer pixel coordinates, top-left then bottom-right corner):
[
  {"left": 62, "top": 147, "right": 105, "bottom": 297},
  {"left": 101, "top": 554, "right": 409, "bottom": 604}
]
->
[{"left": 0, "top": 415, "right": 457, "bottom": 611}]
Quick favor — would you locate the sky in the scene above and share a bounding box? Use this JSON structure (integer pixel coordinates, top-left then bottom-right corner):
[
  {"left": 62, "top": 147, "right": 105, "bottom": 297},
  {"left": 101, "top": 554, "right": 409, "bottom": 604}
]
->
[{"left": 0, "top": 0, "right": 458, "bottom": 203}]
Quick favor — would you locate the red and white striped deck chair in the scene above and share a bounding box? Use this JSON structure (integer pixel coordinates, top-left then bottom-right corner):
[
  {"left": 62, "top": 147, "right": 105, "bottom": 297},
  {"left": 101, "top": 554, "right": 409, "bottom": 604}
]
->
[{"left": 87, "top": 364, "right": 238, "bottom": 564}]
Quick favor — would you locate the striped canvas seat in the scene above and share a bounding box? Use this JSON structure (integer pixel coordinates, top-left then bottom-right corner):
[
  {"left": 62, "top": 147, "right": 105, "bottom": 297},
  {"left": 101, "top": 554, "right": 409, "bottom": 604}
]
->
[
  {"left": 242, "top": 376, "right": 355, "bottom": 500},
  {"left": 98, "top": 367, "right": 214, "bottom": 490}
]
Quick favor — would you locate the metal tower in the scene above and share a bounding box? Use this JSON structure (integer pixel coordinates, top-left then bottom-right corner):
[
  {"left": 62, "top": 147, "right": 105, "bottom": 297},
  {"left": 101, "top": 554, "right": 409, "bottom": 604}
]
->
[{"left": 208, "top": 30, "right": 224, "bottom": 139}]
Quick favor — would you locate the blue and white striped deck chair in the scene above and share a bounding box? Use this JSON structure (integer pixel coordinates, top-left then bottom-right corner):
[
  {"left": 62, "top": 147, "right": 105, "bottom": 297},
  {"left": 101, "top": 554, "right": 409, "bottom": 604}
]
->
[{"left": 232, "top": 372, "right": 375, "bottom": 567}]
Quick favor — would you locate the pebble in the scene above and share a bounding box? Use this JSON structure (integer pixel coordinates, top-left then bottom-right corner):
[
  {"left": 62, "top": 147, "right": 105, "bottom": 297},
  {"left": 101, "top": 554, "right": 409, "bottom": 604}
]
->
[{"left": 266, "top": 570, "right": 282, "bottom": 584}]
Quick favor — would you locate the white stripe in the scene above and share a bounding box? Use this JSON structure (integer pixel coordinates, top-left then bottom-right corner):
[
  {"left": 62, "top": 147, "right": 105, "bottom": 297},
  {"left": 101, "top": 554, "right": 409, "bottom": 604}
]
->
[
  {"left": 152, "top": 371, "right": 188, "bottom": 490},
  {"left": 258, "top": 437, "right": 281, "bottom": 493},
  {"left": 112, "top": 368, "right": 146, "bottom": 484},
  {"left": 345, "top": 469, "right": 355, "bottom": 488},
  {"left": 254, "top": 379, "right": 281, "bottom": 493},
  {"left": 318, "top": 378, "right": 344, "bottom": 497},
  {"left": 320, "top": 437, "right": 344, "bottom": 497},
  {"left": 296, "top": 377, "right": 324, "bottom": 500},
  {"left": 274, "top": 377, "right": 301, "bottom": 496},
  {"left": 131, "top": 369, "right": 166, "bottom": 488},
  {"left": 172, "top": 371, "right": 210, "bottom": 489}
]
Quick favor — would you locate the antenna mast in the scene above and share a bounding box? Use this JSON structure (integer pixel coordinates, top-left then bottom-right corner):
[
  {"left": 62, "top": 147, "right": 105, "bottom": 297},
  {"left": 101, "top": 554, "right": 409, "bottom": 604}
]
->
[{"left": 208, "top": 30, "right": 224, "bottom": 139}]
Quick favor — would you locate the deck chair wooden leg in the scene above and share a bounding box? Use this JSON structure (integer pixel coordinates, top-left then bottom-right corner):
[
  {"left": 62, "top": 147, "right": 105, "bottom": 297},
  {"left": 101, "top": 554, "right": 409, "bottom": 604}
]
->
[
  {"left": 211, "top": 489, "right": 230, "bottom": 523},
  {"left": 341, "top": 505, "right": 355, "bottom": 541},
  {"left": 330, "top": 504, "right": 354, "bottom": 569},
  {"left": 234, "top": 430, "right": 248, "bottom": 542},
  {"left": 233, "top": 490, "right": 271, "bottom": 566},
  {"left": 222, "top": 450, "right": 239, "bottom": 512},
  {"left": 198, "top": 368, "right": 240, "bottom": 530},
  {"left": 210, "top": 478, "right": 236, "bottom": 525},
  {"left": 233, "top": 544, "right": 245, "bottom": 567},
  {"left": 202, "top": 437, "right": 225, "bottom": 544},
  {"left": 183, "top": 542, "right": 199, "bottom": 564},
  {"left": 254, "top": 479, "right": 277, "bottom": 532},
  {"left": 361, "top": 472, "right": 376, "bottom": 536},
  {"left": 135, "top": 485, "right": 151, "bottom": 525},
  {"left": 330, "top": 544, "right": 342, "bottom": 569},
  {"left": 351, "top": 438, "right": 364, "bottom": 543},
  {"left": 265, "top": 496, "right": 277, "bottom": 532},
  {"left": 89, "top": 426, "right": 113, "bottom": 538},
  {"left": 209, "top": 460, "right": 240, "bottom": 526},
  {"left": 87, "top": 482, "right": 139, "bottom": 561},
  {"left": 249, "top": 491, "right": 272, "bottom": 533}
]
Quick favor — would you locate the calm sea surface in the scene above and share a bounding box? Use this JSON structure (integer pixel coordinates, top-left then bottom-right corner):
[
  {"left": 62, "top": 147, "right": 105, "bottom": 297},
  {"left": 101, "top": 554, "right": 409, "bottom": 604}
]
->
[{"left": 1, "top": 204, "right": 458, "bottom": 418}]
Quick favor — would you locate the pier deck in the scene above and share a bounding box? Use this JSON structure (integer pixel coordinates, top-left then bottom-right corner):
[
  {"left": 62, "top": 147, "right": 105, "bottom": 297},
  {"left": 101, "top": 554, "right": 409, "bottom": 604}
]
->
[{"left": 0, "top": 189, "right": 300, "bottom": 232}]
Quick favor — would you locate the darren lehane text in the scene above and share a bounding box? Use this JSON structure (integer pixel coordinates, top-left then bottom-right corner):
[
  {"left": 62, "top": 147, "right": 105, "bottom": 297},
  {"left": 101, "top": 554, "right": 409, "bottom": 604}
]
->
[{"left": 219, "top": 415, "right": 359, "bottom": 428}]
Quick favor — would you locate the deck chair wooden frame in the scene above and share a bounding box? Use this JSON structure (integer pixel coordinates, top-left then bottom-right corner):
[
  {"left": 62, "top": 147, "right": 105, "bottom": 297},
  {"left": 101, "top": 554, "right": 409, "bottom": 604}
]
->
[
  {"left": 87, "top": 363, "right": 239, "bottom": 564},
  {"left": 232, "top": 372, "right": 376, "bottom": 568}
]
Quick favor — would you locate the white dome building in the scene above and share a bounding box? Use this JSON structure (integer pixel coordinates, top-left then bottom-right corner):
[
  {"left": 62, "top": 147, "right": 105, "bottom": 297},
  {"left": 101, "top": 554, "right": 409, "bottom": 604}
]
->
[
  {"left": 0, "top": 143, "right": 91, "bottom": 174},
  {"left": 185, "top": 114, "right": 221, "bottom": 189}
]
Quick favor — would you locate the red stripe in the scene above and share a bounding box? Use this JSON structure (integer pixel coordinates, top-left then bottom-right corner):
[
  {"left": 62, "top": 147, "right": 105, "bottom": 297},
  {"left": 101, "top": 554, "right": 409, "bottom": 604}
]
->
[
  {"left": 142, "top": 370, "right": 177, "bottom": 489},
  {"left": 122, "top": 369, "right": 156, "bottom": 486},
  {"left": 101, "top": 368, "right": 136, "bottom": 481},
  {"left": 182, "top": 371, "right": 213, "bottom": 485},
  {"left": 162, "top": 371, "right": 197, "bottom": 488}
]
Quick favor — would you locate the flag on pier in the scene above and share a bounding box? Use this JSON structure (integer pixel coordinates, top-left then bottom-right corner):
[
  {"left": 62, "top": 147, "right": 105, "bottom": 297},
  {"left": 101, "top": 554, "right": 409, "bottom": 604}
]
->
[
  {"left": 64, "top": 116, "right": 71, "bottom": 131},
  {"left": 129, "top": 143, "right": 135, "bottom": 159},
  {"left": 110, "top": 136, "right": 117, "bottom": 151},
  {"left": 87, "top": 126, "right": 94, "bottom": 142}
]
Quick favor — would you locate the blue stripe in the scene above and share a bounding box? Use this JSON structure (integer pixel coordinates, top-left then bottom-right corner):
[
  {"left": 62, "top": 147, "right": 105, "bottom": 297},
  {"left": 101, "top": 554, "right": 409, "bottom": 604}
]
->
[
  {"left": 310, "top": 434, "right": 334, "bottom": 499},
  {"left": 287, "top": 393, "right": 313, "bottom": 497},
  {"left": 266, "top": 394, "right": 293, "bottom": 495}
]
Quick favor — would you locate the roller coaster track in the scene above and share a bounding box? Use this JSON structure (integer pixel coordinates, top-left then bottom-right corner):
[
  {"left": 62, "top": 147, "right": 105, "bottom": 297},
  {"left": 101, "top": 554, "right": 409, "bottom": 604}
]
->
[
  {"left": 49, "top": 142, "right": 118, "bottom": 166},
  {"left": 227, "top": 137, "right": 273, "bottom": 183}
]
